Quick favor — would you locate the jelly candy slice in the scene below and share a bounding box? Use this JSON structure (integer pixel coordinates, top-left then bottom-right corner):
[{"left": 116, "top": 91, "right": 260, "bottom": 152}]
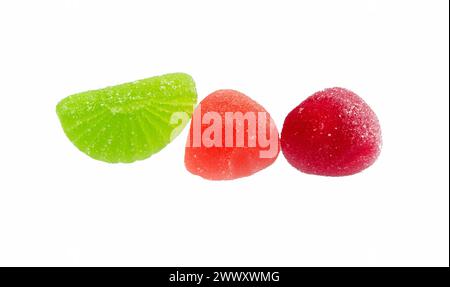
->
[
  {"left": 56, "top": 73, "right": 197, "bottom": 163},
  {"left": 184, "top": 89, "right": 280, "bottom": 180},
  {"left": 281, "top": 87, "right": 381, "bottom": 176}
]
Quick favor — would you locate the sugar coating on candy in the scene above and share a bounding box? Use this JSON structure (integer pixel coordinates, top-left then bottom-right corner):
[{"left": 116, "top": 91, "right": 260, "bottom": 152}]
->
[
  {"left": 185, "top": 90, "right": 280, "bottom": 180},
  {"left": 281, "top": 87, "right": 381, "bottom": 176},
  {"left": 56, "top": 73, "right": 197, "bottom": 163}
]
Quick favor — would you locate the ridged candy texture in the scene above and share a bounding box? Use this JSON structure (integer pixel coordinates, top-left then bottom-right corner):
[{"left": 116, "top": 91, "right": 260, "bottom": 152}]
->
[
  {"left": 281, "top": 87, "right": 381, "bottom": 176},
  {"left": 56, "top": 73, "right": 197, "bottom": 163}
]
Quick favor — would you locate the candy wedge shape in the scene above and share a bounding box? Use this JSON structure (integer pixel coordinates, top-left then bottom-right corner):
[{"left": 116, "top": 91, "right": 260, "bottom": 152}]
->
[{"left": 56, "top": 73, "right": 197, "bottom": 163}]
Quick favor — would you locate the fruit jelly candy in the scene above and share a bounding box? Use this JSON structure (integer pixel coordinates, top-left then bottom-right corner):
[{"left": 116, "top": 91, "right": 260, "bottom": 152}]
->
[
  {"left": 185, "top": 89, "right": 280, "bottom": 180},
  {"left": 281, "top": 87, "right": 381, "bottom": 176},
  {"left": 56, "top": 73, "right": 197, "bottom": 163}
]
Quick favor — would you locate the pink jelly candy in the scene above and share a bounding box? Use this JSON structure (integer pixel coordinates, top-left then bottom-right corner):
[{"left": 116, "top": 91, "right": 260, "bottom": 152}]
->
[
  {"left": 281, "top": 87, "right": 381, "bottom": 176},
  {"left": 185, "top": 90, "right": 280, "bottom": 180}
]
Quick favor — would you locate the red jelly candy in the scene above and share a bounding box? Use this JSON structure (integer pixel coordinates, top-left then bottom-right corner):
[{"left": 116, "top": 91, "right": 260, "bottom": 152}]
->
[
  {"left": 281, "top": 87, "right": 381, "bottom": 176},
  {"left": 185, "top": 90, "right": 280, "bottom": 180}
]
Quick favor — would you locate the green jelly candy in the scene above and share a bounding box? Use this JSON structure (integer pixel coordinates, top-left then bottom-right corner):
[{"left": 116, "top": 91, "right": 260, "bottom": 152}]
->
[{"left": 56, "top": 73, "right": 197, "bottom": 163}]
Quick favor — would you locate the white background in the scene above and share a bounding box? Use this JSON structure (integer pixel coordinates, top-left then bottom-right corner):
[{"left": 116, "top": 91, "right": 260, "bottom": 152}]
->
[{"left": 0, "top": 0, "right": 448, "bottom": 267}]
